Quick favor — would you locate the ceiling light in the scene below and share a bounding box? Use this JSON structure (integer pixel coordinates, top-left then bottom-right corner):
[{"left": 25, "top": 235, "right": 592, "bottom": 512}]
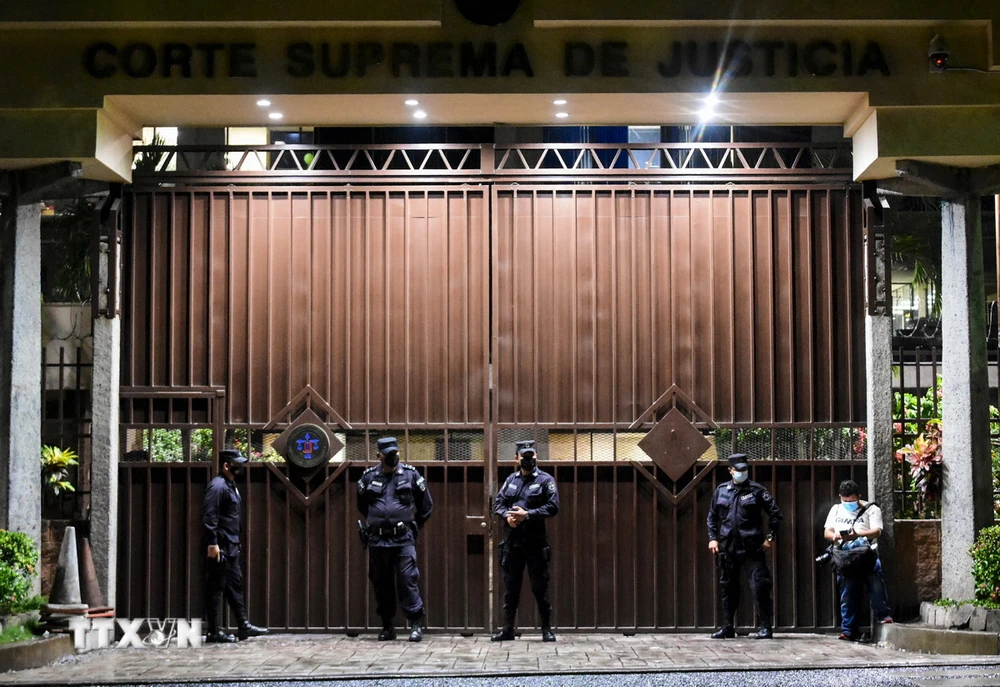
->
[
  {"left": 698, "top": 106, "right": 716, "bottom": 122},
  {"left": 413, "top": 110, "right": 428, "bottom": 119},
  {"left": 553, "top": 99, "right": 567, "bottom": 105},
  {"left": 256, "top": 99, "right": 271, "bottom": 107},
  {"left": 555, "top": 112, "right": 569, "bottom": 119},
  {"left": 704, "top": 92, "right": 719, "bottom": 107},
  {"left": 268, "top": 112, "right": 283, "bottom": 120},
  {"left": 405, "top": 99, "right": 419, "bottom": 106}
]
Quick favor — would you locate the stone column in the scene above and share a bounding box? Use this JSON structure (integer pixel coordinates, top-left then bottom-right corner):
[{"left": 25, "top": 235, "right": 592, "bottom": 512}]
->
[
  {"left": 863, "top": 196, "right": 896, "bottom": 593},
  {"left": 940, "top": 195, "right": 993, "bottom": 601},
  {"left": 0, "top": 201, "right": 42, "bottom": 590},
  {"left": 90, "top": 317, "right": 119, "bottom": 607},
  {"left": 89, "top": 195, "right": 121, "bottom": 608},
  {"left": 866, "top": 315, "right": 895, "bottom": 552}
]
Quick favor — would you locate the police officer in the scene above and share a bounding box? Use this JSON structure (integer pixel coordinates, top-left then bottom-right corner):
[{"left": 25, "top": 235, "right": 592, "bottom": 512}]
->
[
  {"left": 492, "top": 440, "right": 560, "bottom": 643},
  {"left": 706, "top": 453, "right": 783, "bottom": 639},
  {"left": 357, "top": 437, "right": 433, "bottom": 642},
  {"left": 202, "top": 448, "right": 269, "bottom": 643}
]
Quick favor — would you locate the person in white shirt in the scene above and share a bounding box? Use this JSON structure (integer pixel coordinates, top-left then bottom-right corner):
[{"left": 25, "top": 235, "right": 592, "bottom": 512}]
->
[{"left": 823, "top": 479, "right": 893, "bottom": 641}]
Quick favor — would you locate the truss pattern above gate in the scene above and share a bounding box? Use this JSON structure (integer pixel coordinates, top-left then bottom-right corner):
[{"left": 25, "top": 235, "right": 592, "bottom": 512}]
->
[{"left": 131, "top": 142, "right": 852, "bottom": 184}]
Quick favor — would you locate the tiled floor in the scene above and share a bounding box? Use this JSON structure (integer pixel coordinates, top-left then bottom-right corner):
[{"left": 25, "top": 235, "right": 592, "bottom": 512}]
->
[{"left": 2, "top": 632, "right": 999, "bottom": 684}]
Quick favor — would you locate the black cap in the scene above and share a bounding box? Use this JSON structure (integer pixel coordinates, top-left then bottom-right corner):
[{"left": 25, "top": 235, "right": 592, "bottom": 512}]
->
[
  {"left": 377, "top": 437, "right": 399, "bottom": 456},
  {"left": 220, "top": 448, "right": 249, "bottom": 464},
  {"left": 515, "top": 440, "right": 536, "bottom": 456},
  {"left": 728, "top": 453, "right": 749, "bottom": 470}
]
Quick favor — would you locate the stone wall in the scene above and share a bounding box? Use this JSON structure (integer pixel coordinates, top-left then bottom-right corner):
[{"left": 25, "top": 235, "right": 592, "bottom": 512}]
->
[{"left": 894, "top": 519, "right": 942, "bottom": 619}]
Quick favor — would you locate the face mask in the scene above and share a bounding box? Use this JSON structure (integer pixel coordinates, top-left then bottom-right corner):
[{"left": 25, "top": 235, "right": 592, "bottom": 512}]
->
[
  {"left": 519, "top": 452, "right": 537, "bottom": 472},
  {"left": 842, "top": 500, "right": 860, "bottom": 512},
  {"left": 383, "top": 450, "right": 399, "bottom": 469},
  {"left": 732, "top": 470, "right": 748, "bottom": 484},
  {"left": 227, "top": 463, "right": 244, "bottom": 479}
]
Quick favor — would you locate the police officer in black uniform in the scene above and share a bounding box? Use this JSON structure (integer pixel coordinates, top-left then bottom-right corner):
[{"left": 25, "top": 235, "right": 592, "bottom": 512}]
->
[
  {"left": 707, "top": 453, "right": 783, "bottom": 639},
  {"left": 492, "top": 440, "right": 560, "bottom": 643},
  {"left": 357, "top": 437, "right": 433, "bottom": 642},
  {"left": 202, "top": 448, "right": 269, "bottom": 643}
]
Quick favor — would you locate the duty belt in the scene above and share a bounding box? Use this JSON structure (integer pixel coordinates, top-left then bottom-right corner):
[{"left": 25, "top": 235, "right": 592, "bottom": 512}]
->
[{"left": 370, "top": 522, "right": 410, "bottom": 536}]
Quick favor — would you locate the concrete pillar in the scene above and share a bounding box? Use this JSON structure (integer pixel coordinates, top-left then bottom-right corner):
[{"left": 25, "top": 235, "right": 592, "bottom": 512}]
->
[
  {"left": 0, "top": 201, "right": 42, "bottom": 566},
  {"left": 866, "top": 315, "right": 895, "bottom": 555},
  {"left": 940, "top": 195, "right": 993, "bottom": 600},
  {"left": 90, "top": 317, "right": 118, "bottom": 607},
  {"left": 90, "top": 206, "right": 120, "bottom": 606}
]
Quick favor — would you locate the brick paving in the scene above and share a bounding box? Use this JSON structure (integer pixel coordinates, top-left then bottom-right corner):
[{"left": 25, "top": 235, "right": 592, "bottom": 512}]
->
[{"left": 2, "top": 632, "right": 1000, "bottom": 685}]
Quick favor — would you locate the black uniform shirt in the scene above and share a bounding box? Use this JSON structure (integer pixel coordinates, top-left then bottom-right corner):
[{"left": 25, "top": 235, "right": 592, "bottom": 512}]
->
[
  {"left": 357, "top": 463, "right": 433, "bottom": 546},
  {"left": 494, "top": 468, "right": 560, "bottom": 542},
  {"left": 706, "top": 479, "right": 783, "bottom": 553},
  {"left": 202, "top": 475, "right": 242, "bottom": 556}
]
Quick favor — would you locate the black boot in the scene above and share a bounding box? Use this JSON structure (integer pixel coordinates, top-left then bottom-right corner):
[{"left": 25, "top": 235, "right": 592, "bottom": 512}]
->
[
  {"left": 378, "top": 619, "right": 396, "bottom": 641},
  {"left": 205, "top": 629, "right": 237, "bottom": 643},
  {"left": 491, "top": 626, "right": 516, "bottom": 642},
  {"left": 541, "top": 627, "right": 556, "bottom": 642},
  {"left": 750, "top": 627, "right": 773, "bottom": 639},
  {"left": 237, "top": 620, "right": 269, "bottom": 640},
  {"left": 711, "top": 626, "right": 735, "bottom": 639},
  {"left": 409, "top": 619, "right": 424, "bottom": 642}
]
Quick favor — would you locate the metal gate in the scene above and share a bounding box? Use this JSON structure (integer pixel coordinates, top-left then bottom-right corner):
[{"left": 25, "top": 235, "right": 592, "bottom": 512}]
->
[{"left": 118, "top": 142, "right": 866, "bottom": 632}]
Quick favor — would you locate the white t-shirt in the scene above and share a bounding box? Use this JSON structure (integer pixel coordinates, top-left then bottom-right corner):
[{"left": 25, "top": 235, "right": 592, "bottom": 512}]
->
[{"left": 824, "top": 501, "right": 883, "bottom": 550}]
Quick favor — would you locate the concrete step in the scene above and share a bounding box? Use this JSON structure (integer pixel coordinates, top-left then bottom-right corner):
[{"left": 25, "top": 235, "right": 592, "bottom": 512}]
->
[{"left": 879, "top": 622, "right": 1000, "bottom": 655}]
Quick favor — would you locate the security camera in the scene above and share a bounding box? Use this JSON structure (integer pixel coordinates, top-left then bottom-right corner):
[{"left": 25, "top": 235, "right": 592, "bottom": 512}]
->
[{"left": 928, "top": 34, "right": 950, "bottom": 73}]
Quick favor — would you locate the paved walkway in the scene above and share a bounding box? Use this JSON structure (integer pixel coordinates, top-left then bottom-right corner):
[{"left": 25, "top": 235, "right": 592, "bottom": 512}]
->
[{"left": 2, "top": 632, "right": 1000, "bottom": 685}]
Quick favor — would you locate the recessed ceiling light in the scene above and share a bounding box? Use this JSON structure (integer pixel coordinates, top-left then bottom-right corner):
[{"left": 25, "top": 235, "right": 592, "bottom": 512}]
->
[
  {"left": 698, "top": 106, "right": 716, "bottom": 122},
  {"left": 269, "top": 112, "right": 283, "bottom": 120},
  {"left": 704, "top": 92, "right": 719, "bottom": 107},
  {"left": 256, "top": 99, "right": 271, "bottom": 107},
  {"left": 553, "top": 99, "right": 567, "bottom": 105},
  {"left": 405, "top": 99, "right": 419, "bottom": 106},
  {"left": 413, "top": 110, "right": 428, "bottom": 119},
  {"left": 555, "top": 112, "right": 569, "bottom": 119}
]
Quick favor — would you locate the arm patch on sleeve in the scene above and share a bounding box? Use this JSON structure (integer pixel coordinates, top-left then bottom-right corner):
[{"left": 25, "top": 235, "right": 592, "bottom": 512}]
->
[{"left": 417, "top": 476, "right": 426, "bottom": 492}]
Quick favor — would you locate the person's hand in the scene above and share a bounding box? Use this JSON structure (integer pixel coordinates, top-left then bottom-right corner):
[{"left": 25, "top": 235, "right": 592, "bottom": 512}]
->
[
  {"left": 506, "top": 514, "right": 519, "bottom": 528},
  {"left": 207, "top": 544, "right": 221, "bottom": 561},
  {"left": 509, "top": 506, "right": 529, "bottom": 524},
  {"left": 708, "top": 540, "right": 719, "bottom": 554},
  {"left": 763, "top": 539, "right": 773, "bottom": 551}
]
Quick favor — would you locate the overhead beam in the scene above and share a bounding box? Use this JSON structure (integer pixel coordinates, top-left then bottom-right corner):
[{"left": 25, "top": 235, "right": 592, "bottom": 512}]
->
[{"left": 886, "top": 160, "right": 1000, "bottom": 199}]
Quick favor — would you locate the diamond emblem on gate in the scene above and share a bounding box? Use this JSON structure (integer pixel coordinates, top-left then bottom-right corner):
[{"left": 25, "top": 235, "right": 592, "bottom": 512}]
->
[{"left": 637, "top": 408, "right": 711, "bottom": 482}]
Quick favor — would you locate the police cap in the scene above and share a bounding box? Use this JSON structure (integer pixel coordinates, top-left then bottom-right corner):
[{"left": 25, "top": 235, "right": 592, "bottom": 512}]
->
[
  {"left": 728, "top": 453, "right": 749, "bottom": 470},
  {"left": 377, "top": 437, "right": 399, "bottom": 456},
  {"left": 515, "top": 440, "right": 536, "bottom": 456},
  {"left": 219, "top": 448, "right": 249, "bottom": 464}
]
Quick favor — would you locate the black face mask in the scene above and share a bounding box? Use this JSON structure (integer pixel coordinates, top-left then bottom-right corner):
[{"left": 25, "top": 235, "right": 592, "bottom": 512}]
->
[
  {"left": 227, "top": 462, "right": 244, "bottom": 479},
  {"left": 383, "top": 450, "right": 400, "bottom": 469},
  {"left": 518, "top": 451, "right": 537, "bottom": 472}
]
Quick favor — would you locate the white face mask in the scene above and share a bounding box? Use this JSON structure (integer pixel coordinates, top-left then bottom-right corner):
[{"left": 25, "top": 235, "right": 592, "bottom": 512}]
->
[{"left": 732, "top": 470, "right": 748, "bottom": 484}]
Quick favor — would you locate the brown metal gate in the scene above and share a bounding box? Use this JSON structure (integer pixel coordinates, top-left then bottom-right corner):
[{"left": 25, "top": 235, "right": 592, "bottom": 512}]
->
[
  {"left": 489, "top": 185, "right": 865, "bottom": 631},
  {"left": 119, "top": 187, "right": 493, "bottom": 632},
  {"left": 118, "top": 142, "right": 866, "bottom": 633}
]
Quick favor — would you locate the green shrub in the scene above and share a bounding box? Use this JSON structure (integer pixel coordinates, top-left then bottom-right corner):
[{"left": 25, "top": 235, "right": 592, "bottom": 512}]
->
[
  {"left": 971, "top": 525, "right": 1000, "bottom": 604},
  {"left": 0, "top": 531, "right": 38, "bottom": 615}
]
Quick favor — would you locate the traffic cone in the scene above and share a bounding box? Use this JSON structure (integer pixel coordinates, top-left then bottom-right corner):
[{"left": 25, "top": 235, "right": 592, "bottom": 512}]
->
[{"left": 50, "top": 526, "right": 82, "bottom": 605}]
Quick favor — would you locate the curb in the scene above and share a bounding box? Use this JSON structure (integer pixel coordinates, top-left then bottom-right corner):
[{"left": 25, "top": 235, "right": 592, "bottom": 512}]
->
[
  {"left": 878, "top": 623, "right": 1000, "bottom": 655},
  {"left": 0, "top": 635, "right": 75, "bottom": 673}
]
